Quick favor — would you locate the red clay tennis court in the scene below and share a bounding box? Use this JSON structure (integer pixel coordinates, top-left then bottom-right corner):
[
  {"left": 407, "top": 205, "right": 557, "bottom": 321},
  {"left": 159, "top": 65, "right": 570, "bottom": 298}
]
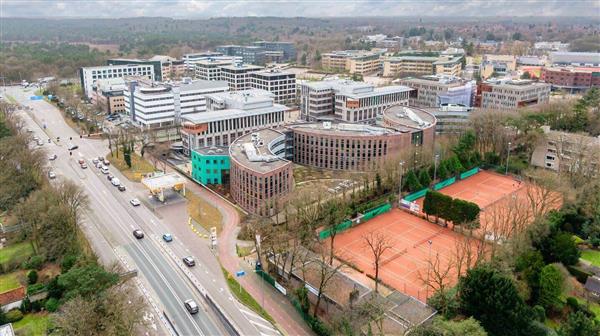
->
[{"left": 332, "top": 209, "right": 475, "bottom": 302}]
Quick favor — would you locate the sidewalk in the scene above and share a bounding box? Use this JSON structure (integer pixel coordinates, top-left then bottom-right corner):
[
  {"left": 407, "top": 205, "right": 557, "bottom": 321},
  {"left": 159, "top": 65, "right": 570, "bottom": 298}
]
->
[{"left": 183, "top": 181, "right": 314, "bottom": 336}]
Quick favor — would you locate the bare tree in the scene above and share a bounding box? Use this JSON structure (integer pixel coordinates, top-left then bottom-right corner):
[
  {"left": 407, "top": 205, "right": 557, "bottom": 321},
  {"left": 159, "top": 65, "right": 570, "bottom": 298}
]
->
[
  {"left": 311, "top": 244, "right": 344, "bottom": 318},
  {"left": 363, "top": 231, "right": 394, "bottom": 293},
  {"left": 418, "top": 252, "right": 455, "bottom": 316}
]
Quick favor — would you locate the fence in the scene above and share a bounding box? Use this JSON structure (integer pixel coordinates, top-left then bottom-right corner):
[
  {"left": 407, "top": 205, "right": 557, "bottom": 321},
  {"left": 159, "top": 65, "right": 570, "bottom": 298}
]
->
[
  {"left": 433, "top": 177, "right": 456, "bottom": 191},
  {"left": 404, "top": 188, "right": 429, "bottom": 202},
  {"left": 459, "top": 167, "right": 479, "bottom": 180},
  {"left": 318, "top": 202, "right": 391, "bottom": 240}
]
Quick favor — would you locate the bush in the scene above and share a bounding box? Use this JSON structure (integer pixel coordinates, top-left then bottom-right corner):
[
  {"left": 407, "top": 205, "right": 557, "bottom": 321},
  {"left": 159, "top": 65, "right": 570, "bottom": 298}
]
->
[
  {"left": 5, "top": 309, "right": 23, "bottom": 323},
  {"left": 24, "top": 255, "right": 44, "bottom": 270},
  {"left": 27, "top": 283, "right": 46, "bottom": 295},
  {"left": 45, "top": 297, "right": 60, "bottom": 312},
  {"left": 60, "top": 254, "right": 78, "bottom": 273},
  {"left": 566, "top": 297, "right": 579, "bottom": 310},
  {"left": 20, "top": 297, "right": 32, "bottom": 313},
  {"left": 308, "top": 316, "right": 331, "bottom": 336},
  {"left": 27, "top": 270, "right": 38, "bottom": 284},
  {"left": 532, "top": 305, "right": 546, "bottom": 322}
]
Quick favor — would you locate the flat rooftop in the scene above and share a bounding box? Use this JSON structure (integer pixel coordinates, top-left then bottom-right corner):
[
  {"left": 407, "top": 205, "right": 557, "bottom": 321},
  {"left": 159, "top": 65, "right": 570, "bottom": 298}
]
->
[
  {"left": 141, "top": 173, "right": 185, "bottom": 191},
  {"left": 399, "top": 75, "right": 473, "bottom": 86},
  {"left": 303, "top": 79, "right": 412, "bottom": 98},
  {"left": 251, "top": 69, "right": 295, "bottom": 77},
  {"left": 220, "top": 64, "right": 264, "bottom": 71},
  {"left": 485, "top": 79, "right": 551, "bottom": 90},
  {"left": 229, "top": 129, "right": 290, "bottom": 174},
  {"left": 182, "top": 103, "right": 287, "bottom": 124},
  {"left": 383, "top": 105, "right": 436, "bottom": 131},
  {"left": 193, "top": 146, "right": 229, "bottom": 156},
  {"left": 288, "top": 122, "right": 397, "bottom": 136}
]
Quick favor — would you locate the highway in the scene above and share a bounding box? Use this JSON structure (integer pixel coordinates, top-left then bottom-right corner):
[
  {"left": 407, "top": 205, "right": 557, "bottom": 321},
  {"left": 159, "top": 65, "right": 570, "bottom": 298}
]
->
[{"left": 2, "top": 86, "right": 270, "bottom": 336}]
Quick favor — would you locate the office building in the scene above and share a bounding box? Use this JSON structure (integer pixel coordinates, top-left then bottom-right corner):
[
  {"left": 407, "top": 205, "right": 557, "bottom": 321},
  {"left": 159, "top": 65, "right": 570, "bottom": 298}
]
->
[
  {"left": 253, "top": 41, "right": 297, "bottom": 61},
  {"left": 321, "top": 50, "right": 385, "bottom": 75},
  {"left": 91, "top": 78, "right": 127, "bottom": 114},
  {"left": 550, "top": 52, "right": 600, "bottom": 67},
  {"left": 124, "top": 79, "right": 229, "bottom": 129},
  {"left": 219, "top": 64, "right": 264, "bottom": 91},
  {"left": 180, "top": 89, "right": 288, "bottom": 155},
  {"left": 194, "top": 57, "right": 242, "bottom": 81},
  {"left": 480, "top": 54, "right": 517, "bottom": 79},
  {"left": 383, "top": 49, "right": 464, "bottom": 77},
  {"left": 541, "top": 67, "right": 600, "bottom": 91},
  {"left": 107, "top": 58, "right": 163, "bottom": 81},
  {"left": 249, "top": 69, "right": 297, "bottom": 105},
  {"left": 531, "top": 126, "right": 600, "bottom": 177},
  {"left": 183, "top": 51, "right": 224, "bottom": 69},
  {"left": 300, "top": 79, "right": 412, "bottom": 123},
  {"left": 217, "top": 45, "right": 266, "bottom": 65},
  {"left": 425, "top": 104, "right": 473, "bottom": 134},
  {"left": 475, "top": 79, "right": 551, "bottom": 110},
  {"left": 191, "top": 147, "right": 230, "bottom": 185},
  {"left": 397, "top": 75, "right": 476, "bottom": 107},
  {"left": 534, "top": 41, "right": 569, "bottom": 52},
  {"left": 149, "top": 55, "right": 186, "bottom": 81},
  {"left": 79, "top": 64, "right": 154, "bottom": 98}
]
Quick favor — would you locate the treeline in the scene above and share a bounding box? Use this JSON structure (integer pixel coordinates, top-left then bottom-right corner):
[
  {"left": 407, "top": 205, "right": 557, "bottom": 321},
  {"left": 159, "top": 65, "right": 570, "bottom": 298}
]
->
[
  {"left": 0, "top": 104, "right": 145, "bottom": 334},
  {"left": 423, "top": 191, "right": 480, "bottom": 227}
]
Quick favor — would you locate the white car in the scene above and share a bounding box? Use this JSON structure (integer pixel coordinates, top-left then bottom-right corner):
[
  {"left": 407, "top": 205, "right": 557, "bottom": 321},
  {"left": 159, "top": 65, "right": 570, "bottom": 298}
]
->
[
  {"left": 130, "top": 199, "right": 141, "bottom": 206},
  {"left": 48, "top": 171, "right": 56, "bottom": 179},
  {"left": 48, "top": 154, "right": 57, "bottom": 161},
  {"left": 111, "top": 177, "right": 121, "bottom": 186},
  {"left": 100, "top": 166, "right": 109, "bottom": 174}
]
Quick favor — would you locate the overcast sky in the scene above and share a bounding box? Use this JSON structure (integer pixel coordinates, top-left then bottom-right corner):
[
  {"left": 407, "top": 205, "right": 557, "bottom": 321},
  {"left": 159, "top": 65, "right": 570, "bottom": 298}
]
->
[{"left": 1, "top": 0, "right": 599, "bottom": 18}]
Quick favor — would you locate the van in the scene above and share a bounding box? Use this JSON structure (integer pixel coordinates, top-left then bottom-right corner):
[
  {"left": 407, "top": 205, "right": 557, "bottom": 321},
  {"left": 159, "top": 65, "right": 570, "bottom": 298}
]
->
[{"left": 100, "top": 166, "right": 109, "bottom": 174}]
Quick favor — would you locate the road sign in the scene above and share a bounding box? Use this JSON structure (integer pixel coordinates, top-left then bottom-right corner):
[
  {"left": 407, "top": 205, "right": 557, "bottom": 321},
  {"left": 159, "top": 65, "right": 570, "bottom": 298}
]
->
[{"left": 235, "top": 270, "right": 245, "bottom": 277}]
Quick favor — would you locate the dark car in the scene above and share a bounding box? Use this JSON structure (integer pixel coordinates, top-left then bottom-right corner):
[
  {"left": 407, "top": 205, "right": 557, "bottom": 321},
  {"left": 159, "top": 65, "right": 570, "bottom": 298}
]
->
[
  {"left": 183, "top": 256, "right": 195, "bottom": 267},
  {"left": 118, "top": 184, "right": 126, "bottom": 191},
  {"left": 133, "top": 229, "right": 144, "bottom": 239},
  {"left": 184, "top": 299, "right": 199, "bottom": 314},
  {"left": 107, "top": 174, "right": 114, "bottom": 181}
]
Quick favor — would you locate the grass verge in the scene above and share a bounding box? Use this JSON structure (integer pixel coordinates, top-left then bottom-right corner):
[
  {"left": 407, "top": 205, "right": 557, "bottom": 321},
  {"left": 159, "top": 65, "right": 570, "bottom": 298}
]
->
[
  {"left": 221, "top": 267, "right": 275, "bottom": 325},
  {"left": 581, "top": 249, "right": 600, "bottom": 267},
  {"left": 107, "top": 152, "right": 156, "bottom": 182},
  {"left": 186, "top": 191, "right": 223, "bottom": 234},
  {"left": 0, "top": 272, "right": 22, "bottom": 292},
  {"left": 13, "top": 312, "right": 49, "bottom": 336},
  {"left": 0, "top": 242, "right": 34, "bottom": 266}
]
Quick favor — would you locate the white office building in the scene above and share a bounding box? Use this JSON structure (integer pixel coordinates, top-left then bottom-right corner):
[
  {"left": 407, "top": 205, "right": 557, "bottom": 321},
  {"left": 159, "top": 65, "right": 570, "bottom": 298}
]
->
[
  {"left": 249, "top": 69, "right": 296, "bottom": 105},
  {"left": 80, "top": 64, "right": 154, "bottom": 98},
  {"left": 182, "top": 52, "right": 224, "bottom": 69},
  {"left": 219, "top": 64, "right": 264, "bottom": 91},
  {"left": 124, "top": 79, "right": 229, "bottom": 129}
]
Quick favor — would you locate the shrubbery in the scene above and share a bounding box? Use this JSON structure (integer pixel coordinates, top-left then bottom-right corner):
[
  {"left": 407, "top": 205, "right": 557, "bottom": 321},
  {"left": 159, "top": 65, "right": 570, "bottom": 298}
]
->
[
  {"left": 5, "top": 309, "right": 23, "bottom": 323},
  {"left": 423, "top": 190, "right": 480, "bottom": 226}
]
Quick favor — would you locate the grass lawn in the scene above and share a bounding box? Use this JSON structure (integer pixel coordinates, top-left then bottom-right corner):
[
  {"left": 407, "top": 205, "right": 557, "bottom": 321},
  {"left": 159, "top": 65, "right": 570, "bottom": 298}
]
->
[
  {"left": 13, "top": 312, "right": 49, "bottom": 336},
  {"left": 221, "top": 267, "right": 275, "bottom": 325},
  {"left": 575, "top": 297, "right": 600, "bottom": 323},
  {"left": 108, "top": 152, "right": 156, "bottom": 182},
  {"left": 186, "top": 191, "right": 223, "bottom": 234},
  {"left": 581, "top": 249, "right": 600, "bottom": 267},
  {"left": 0, "top": 272, "right": 23, "bottom": 292},
  {"left": 0, "top": 242, "right": 34, "bottom": 266}
]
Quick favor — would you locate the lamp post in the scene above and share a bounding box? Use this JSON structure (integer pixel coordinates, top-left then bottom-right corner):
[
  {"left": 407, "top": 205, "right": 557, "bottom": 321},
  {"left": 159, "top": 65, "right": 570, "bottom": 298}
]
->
[
  {"left": 398, "top": 161, "right": 405, "bottom": 200},
  {"left": 426, "top": 240, "right": 433, "bottom": 299},
  {"left": 433, "top": 154, "right": 440, "bottom": 182},
  {"left": 505, "top": 142, "right": 512, "bottom": 175}
]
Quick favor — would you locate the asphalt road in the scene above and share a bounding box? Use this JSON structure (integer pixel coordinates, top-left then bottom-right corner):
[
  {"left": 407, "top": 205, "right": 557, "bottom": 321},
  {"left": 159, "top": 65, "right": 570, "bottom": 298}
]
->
[{"left": 3, "top": 87, "right": 234, "bottom": 336}]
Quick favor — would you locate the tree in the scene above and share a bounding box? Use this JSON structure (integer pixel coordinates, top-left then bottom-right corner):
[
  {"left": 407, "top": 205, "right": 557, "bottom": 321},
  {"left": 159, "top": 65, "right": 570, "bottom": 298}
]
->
[
  {"left": 437, "top": 162, "right": 449, "bottom": 180},
  {"left": 459, "top": 264, "right": 533, "bottom": 336},
  {"left": 410, "top": 317, "right": 487, "bottom": 336},
  {"left": 558, "top": 311, "right": 600, "bottom": 336},
  {"left": 27, "top": 270, "right": 38, "bottom": 284},
  {"left": 537, "top": 264, "right": 563, "bottom": 311},
  {"left": 419, "top": 252, "right": 455, "bottom": 316},
  {"left": 58, "top": 263, "right": 119, "bottom": 300},
  {"left": 311, "top": 245, "right": 344, "bottom": 318},
  {"left": 418, "top": 169, "right": 432, "bottom": 188},
  {"left": 550, "top": 232, "right": 580, "bottom": 266},
  {"left": 521, "top": 72, "right": 531, "bottom": 79},
  {"left": 363, "top": 231, "right": 394, "bottom": 293},
  {"left": 515, "top": 250, "right": 545, "bottom": 300},
  {"left": 404, "top": 170, "right": 423, "bottom": 192}
]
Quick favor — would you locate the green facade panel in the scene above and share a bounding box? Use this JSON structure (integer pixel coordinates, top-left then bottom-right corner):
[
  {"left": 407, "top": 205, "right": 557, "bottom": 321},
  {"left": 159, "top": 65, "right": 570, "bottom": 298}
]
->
[{"left": 191, "top": 149, "right": 230, "bottom": 185}]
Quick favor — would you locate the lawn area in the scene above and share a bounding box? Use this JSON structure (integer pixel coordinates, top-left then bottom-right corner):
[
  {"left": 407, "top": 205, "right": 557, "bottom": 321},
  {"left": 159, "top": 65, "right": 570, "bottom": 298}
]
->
[
  {"left": 575, "top": 297, "right": 600, "bottom": 322},
  {"left": 221, "top": 267, "right": 275, "bottom": 325},
  {"left": 186, "top": 191, "right": 223, "bottom": 234},
  {"left": 0, "top": 242, "right": 34, "bottom": 266},
  {"left": 13, "top": 312, "right": 49, "bottom": 336},
  {"left": 107, "top": 152, "right": 156, "bottom": 182},
  {"left": 581, "top": 249, "right": 600, "bottom": 267},
  {"left": 0, "top": 272, "right": 23, "bottom": 292}
]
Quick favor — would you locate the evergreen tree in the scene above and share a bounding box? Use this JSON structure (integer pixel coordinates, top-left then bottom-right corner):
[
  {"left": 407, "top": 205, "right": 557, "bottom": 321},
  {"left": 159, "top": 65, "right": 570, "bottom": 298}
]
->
[
  {"left": 418, "top": 169, "right": 432, "bottom": 187},
  {"left": 404, "top": 170, "right": 423, "bottom": 192},
  {"left": 537, "top": 264, "right": 563, "bottom": 311}
]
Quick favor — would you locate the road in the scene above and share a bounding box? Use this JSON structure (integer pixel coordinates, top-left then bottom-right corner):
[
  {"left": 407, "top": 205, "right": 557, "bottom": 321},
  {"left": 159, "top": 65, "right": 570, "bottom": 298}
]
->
[{"left": 2, "top": 86, "right": 271, "bottom": 336}]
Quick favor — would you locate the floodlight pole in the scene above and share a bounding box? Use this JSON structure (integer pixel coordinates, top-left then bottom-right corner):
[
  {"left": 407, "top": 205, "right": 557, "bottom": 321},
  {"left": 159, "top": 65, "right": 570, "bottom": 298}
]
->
[
  {"left": 398, "top": 161, "right": 405, "bottom": 200},
  {"left": 505, "top": 142, "right": 512, "bottom": 175}
]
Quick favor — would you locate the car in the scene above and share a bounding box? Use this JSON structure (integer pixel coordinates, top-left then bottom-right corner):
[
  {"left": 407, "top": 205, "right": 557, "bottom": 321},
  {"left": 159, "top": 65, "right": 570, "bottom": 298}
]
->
[
  {"left": 132, "top": 229, "right": 144, "bottom": 239},
  {"left": 37, "top": 140, "right": 44, "bottom": 146},
  {"left": 101, "top": 167, "right": 110, "bottom": 174},
  {"left": 130, "top": 198, "right": 141, "bottom": 206},
  {"left": 67, "top": 143, "right": 78, "bottom": 150},
  {"left": 48, "top": 171, "right": 56, "bottom": 179},
  {"left": 92, "top": 158, "right": 99, "bottom": 164},
  {"left": 96, "top": 161, "right": 103, "bottom": 168},
  {"left": 103, "top": 159, "right": 110, "bottom": 166},
  {"left": 183, "top": 256, "right": 195, "bottom": 267},
  {"left": 184, "top": 299, "right": 199, "bottom": 314},
  {"left": 33, "top": 136, "right": 39, "bottom": 141},
  {"left": 111, "top": 177, "right": 120, "bottom": 186},
  {"left": 162, "top": 234, "right": 173, "bottom": 242},
  {"left": 98, "top": 156, "right": 104, "bottom": 161},
  {"left": 26, "top": 128, "right": 33, "bottom": 133},
  {"left": 107, "top": 174, "right": 114, "bottom": 181},
  {"left": 48, "top": 154, "right": 57, "bottom": 161},
  {"left": 78, "top": 159, "right": 85, "bottom": 165},
  {"left": 118, "top": 184, "right": 126, "bottom": 191},
  {"left": 80, "top": 163, "right": 88, "bottom": 169}
]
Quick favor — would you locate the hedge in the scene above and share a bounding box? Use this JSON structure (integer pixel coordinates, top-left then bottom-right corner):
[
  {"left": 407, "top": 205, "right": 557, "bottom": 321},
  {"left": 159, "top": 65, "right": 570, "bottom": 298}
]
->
[
  {"left": 566, "top": 265, "right": 593, "bottom": 284},
  {"left": 423, "top": 190, "right": 480, "bottom": 225}
]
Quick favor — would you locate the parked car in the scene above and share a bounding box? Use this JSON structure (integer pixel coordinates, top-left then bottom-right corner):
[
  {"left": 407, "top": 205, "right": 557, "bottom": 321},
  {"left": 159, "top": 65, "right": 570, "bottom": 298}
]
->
[
  {"left": 48, "top": 171, "right": 56, "bottom": 179},
  {"left": 37, "top": 140, "right": 44, "bottom": 146},
  {"left": 130, "top": 198, "right": 141, "bottom": 206},
  {"left": 132, "top": 229, "right": 144, "bottom": 239},
  {"left": 184, "top": 299, "right": 199, "bottom": 314},
  {"left": 162, "top": 234, "right": 173, "bottom": 242},
  {"left": 96, "top": 161, "right": 103, "bottom": 168},
  {"left": 33, "top": 136, "right": 39, "bottom": 141},
  {"left": 111, "top": 177, "right": 120, "bottom": 186},
  {"left": 118, "top": 184, "right": 126, "bottom": 191},
  {"left": 48, "top": 154, "right": 57, "bottom": 161},
  {"left": 101, "top": 167, "right": 110, "bottom": 174},
  {"left": 80, "top": 163, "right": 88, "bottom": 169},
  {"left": 183, "top": 256, "right": 195, "bottom": 267},
  {"left": 103, "top": 159, "right": 110, "bottom": 166},
  {"left": 92, "top": 158, "right": 99, "bottom": 164},
  {"left": 78, "top": 159, "right": 85, "bottom": 165},
  {"left": 67, "top": 143, "right": 78, "bottom": 150},
  {"left": 107, "top": 173, "right": 114, "bottom": 181}
]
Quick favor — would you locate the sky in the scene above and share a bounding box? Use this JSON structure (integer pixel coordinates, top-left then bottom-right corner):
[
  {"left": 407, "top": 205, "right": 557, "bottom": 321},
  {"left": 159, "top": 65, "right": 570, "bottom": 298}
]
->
[{"left": 1, "top": 0, "right": 599, "bottom": 18}]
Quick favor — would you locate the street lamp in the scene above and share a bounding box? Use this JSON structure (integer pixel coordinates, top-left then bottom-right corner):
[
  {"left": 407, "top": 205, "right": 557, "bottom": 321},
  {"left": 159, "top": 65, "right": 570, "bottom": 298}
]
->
[
  {"left": 398, "top": 161, "right": 405, "bottom": 200},
  {"left": 426, "top": 240, "right": 433, "bottom": 299},
  {"left": 505, "top": 142, "right": 512, "bottom": 175},
  {"left": 433, "top": 154, "right": 440, "bottom": 182}
]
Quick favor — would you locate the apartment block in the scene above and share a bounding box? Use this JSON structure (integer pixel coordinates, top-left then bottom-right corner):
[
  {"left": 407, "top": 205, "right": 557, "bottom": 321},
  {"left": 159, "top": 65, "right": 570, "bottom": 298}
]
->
[
  {"left": 124, "top": 79, "right": 229, "bottom": 129},
  {"left": 480, "top": 54, "right": 517, "bottom": 79},
  {"left": 397, "top": 75, "right": 476, "bottom": 108},
  {"left": 300, "top": 79, "right": 412, "bottom": 123},
  {"left": 541, "top": 67, "right": 600, "bottom": 91},
  {"left": 79, "top": 64, "right": 154, "bottom": 98},
  {"left": 475, "top": 79, "right": 551, "bottom": 110}
]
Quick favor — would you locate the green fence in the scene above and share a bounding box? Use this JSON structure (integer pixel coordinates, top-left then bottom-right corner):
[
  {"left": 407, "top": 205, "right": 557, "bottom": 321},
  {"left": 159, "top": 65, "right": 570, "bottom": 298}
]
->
[
  {"left": 460, "top": 167, "right": 479, "bottom": 180},
  {"left": 257, "top": 269, "right": 276, "bottom": 287},
  {"left": 434, "top": 177, "right": 456, "bottom": 191},
  {"left": 404, "top": 188, "right": 429, "bottom": 202},
  {"left": 318, "top": 219, "right": 352, "bottom": 240},
  {"left": 361, "top": 203, "right": 391, "bottom": 222},
  {"left": 318, "top": 203, "right": 391, "bottom": 240}
]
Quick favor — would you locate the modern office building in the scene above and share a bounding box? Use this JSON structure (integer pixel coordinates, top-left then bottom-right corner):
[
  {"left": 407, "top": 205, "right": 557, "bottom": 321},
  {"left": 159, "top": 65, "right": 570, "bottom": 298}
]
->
[
  {"left": 550, "top": 52, "right": 600, "bottom": 67},
  {"left": 148, "top": 55, "right": 186, "bottom": 81},
  {"left": 183, "top": 51, "right": 224, "bottom": 69},
  {"left": 190, "top": 146, "right": 230, "bottom": 185},
  {"left": 194, "top": 57, "right": 242, "bottom": 81},
  {"left": 217, "top": 45, "right": 267, "bottom": 65},
  {"left": 321, "top": 50, "right": 385, "bottom": 75},
  {"left": 249, "top": 69, "right": 297, "bottom": 105},
  {"left": 107, "top": 58, "right": 163, "bottom": 82},
  {"left": 531, "top": 126, "right": 600, "bottom": 177},
  {"left": 180, "top": 89, "right": 288, "bottom": 155},
  {"left": 425, "top": 104, "right": 473, "bottom": 134},
  {"left": 253, "top": 41, "right": 297, "bottom": 61},
  {"left": 219, "top": 64, "right": 264, "bottom": 91},
  {"left": 92, "top": 78, "right": 127, "bottom": 114},
  {"left": 397, "top": 75, "right": 476, "bottom": 108},
  {"left": 534, "top": 41, "right": 569, "bottom": 52},
  {"left": 541, "top": 67, "right": 600, "bottom": 91},
  {"left": 475, "top": 79, "right": 551, "bottom": 110},
  {"left": 383, "top": 56, "right": 438, "bottom": 77},
  {"left": 79, "top": 64, "right": 155, "bottom": 98},
  {"left": 124, "top": 79, "right": 229, "bottom": 129},
  {"left": 229, "top": 129, "right": 294, "bottom": 216},
  {"left": 480, "top": 54, "right": 517, "bottom": 79},
  {"left": 299, "top": 79, "right": 412, "bottom": 123}
]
